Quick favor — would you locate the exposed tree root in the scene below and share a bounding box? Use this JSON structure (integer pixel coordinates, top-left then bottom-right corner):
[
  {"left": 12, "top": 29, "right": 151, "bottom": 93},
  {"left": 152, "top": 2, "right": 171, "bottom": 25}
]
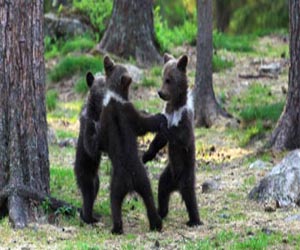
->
[{"left": 0, "top": 184, "right": 79, "bottom": 227}]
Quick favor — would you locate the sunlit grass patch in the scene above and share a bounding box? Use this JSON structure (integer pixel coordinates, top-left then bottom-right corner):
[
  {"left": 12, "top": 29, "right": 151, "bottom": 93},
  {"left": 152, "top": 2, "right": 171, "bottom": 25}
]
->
[{"left": 48, "top": 100, "right": 83, "bottom": 125}]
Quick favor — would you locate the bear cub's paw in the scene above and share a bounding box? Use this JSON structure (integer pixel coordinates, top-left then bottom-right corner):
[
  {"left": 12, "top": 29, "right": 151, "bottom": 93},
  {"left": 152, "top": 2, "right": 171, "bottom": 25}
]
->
[
  {"left": 186, "top": 219, "right": 203, "bottom": 227},
  {"left": 111, "top": 223, "right": 123, "bottom": 235},
  {"left": 80, "top": 210, "right": 100, "bottom": 224},
  {"left": 149, "top": 216, "right": 162, "bottom": 232}
]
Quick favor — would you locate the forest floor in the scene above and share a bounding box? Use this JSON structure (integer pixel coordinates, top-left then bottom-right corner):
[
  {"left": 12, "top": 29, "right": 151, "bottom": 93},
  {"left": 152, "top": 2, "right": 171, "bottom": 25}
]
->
[{"left": 1, "top": 35, "right": 300, "bottom": 250}]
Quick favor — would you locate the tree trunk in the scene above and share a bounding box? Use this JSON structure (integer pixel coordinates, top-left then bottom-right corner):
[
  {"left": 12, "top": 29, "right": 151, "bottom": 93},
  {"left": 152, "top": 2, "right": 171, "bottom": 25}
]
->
[
  {"left": 194, "top": 0, "right": 231, "bottom": 128},
  {"left": 0, "top": 0, "right": 49, "bottom": 228},
  {"left": 97, "top": 0, "right": 162, "bottom": 67},
  {"left": 215, "top": 0, "right": 231, "bottom": 32},
  {"left": 269, "top": 0, "right": 300, "bottom": 150}
]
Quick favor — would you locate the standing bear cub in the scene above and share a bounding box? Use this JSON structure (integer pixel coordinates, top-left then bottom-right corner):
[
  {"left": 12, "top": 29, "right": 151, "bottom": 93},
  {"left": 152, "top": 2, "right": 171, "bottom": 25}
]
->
[
  {"left": 98, "top": 56, "right": 167, "bottom": 234},
  {"left": 74, "top": 72, "right": 105, "bottom": 224},
  {"left": 143, "top": 53, "right": 203, "bottom": 227}
]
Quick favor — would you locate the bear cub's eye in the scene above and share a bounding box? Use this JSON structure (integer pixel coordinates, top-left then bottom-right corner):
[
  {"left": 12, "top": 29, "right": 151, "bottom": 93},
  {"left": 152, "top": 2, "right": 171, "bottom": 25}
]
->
[{"left": 165, "top": 78, "right": 171, "bottom": 84}]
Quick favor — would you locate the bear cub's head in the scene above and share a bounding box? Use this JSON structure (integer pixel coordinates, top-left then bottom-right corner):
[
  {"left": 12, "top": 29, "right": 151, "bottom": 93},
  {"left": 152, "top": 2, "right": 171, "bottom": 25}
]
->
[
  {"left": 85, "top": 71, "right": 106, "bottom": 119},
  {"left": 158, "top": 53, "right": 188, "bottom": 105},
  {"left": 104, "top": 56, "right": 132, "bottom": 100}
]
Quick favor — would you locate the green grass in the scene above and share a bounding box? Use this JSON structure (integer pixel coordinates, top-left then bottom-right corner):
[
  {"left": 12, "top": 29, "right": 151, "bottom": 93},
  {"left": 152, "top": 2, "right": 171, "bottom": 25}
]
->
[
  {"left": 61, "top": 37, "right": 96, "bottom": 55},
  {"left": 213, "top": 32, "right": 255, "bottom": 53},
  {"left": 232, "top": 83, "right": 284, "bottom": 123},
  {"left": 45, "top": 36, "right": 60, "bottom": 60},
  {"left": 47, "top": 100, "right": 83, "bottom": 124},
  {"left": 240, "top": 102, "right": 284, "bottom": 123},
  {"left": 154, "top": 6, "right": 197, "bottom": 51},
  {"left": 133, "top": 98, "right": 162, "bottom": 114},
  {"left": 45, "top": 36, "right": 96, "bottom": 60},
  {"left": 141, "top": 77, "right": 160, "bottom": 88},
  {"left": 55, "top": 130, "right": 77, "bottom": 140},
  {"left": 74, "top": 77, "right": 89, "bottom": 94},
  {"left": 227, "top": 83, "right": 285, "bottom": 146},
  {"left": 46, "top": 89, "right": 58, "bottom": 111},
  {"left": 213, "top": 55, "right": 234, "bottom": 72},
  {"left": 49, "top": 55, "right": 103, "bottom": 82},
  {"left": 150, "top": 66, "right": 162, "bottom": 77},
  {"left": 186, "top": 230, "right": 288, "bottom": 250}
]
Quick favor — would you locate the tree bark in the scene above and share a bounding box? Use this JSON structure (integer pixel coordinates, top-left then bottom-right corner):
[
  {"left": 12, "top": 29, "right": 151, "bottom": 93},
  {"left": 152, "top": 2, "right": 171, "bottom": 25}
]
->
[
  {"left": 269, "top": 0, "right": 300, "bottom": 150},
  {"left": 194, "top": 0, "right": 231, "bottom": 128},
  {"left": 0, "top": 0, "right": 50, "bottom": 228},
  {"left": 215, "top": 0, "right": 232, "bottom": 32},
  {"left": 97, "top": 0, "right": 161, "bottom": 67}
]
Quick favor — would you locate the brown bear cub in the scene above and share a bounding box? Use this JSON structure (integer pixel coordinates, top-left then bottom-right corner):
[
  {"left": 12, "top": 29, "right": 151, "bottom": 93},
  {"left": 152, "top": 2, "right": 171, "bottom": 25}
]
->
[
  {"left": 74, "top": 72, "right": 105, "bottom": 224},
  {"left": 98, "top": 56, "right": 167, "bottom": 234},
  {"left": 143, "top": 54, "right": 203, "bottom": 227}
]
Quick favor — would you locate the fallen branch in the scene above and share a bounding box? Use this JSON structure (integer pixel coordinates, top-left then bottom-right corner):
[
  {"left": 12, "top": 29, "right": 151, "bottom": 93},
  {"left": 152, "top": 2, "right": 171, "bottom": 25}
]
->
[{"left": 238, "top": 73, "right": 278, "bottom": 79}]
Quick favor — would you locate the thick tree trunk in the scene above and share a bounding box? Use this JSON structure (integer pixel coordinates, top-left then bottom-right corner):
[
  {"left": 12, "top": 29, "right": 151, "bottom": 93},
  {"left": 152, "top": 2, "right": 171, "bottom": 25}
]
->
[
  {"left": 97, "top": 0, "right": 161, "bottom": 67},
  {"left": 194, "top": 0, "right": 231, "bottom": 128},
  {"left": 269, "top": 0, "right": 300, "bottom": 150},
  {"left": 215, "top": 0, "right": 231, "bottom": 32},
  {"left": 0, "top": 0, "right": 50, "bottom": 228}
]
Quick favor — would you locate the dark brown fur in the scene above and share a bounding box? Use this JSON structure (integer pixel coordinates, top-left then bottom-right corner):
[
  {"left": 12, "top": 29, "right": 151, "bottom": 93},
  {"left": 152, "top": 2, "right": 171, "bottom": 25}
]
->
[
  {"left": 98, "top": 56, "right": 166, "bottom": 234},
  {"left": 143, "top": 54, "right": 203, "bottom": 227},
  {"left": 74, "top": 72, "right": 105, "bottom": 224}
]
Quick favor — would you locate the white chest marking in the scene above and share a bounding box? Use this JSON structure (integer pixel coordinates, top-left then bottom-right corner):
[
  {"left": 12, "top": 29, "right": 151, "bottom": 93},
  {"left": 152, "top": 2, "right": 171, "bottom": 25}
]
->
[
  {"left": 163, "top": 90, "right": 194, "bottom": 128},
  {"left": 103, "top": 90, "right": 127, "bottom": 107}
]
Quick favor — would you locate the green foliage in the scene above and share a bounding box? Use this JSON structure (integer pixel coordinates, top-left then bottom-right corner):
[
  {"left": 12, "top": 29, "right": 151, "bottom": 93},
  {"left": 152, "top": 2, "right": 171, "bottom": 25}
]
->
[
  {"left": 154, "top": 0, "right": 195, "bottom": 27},
  {"left": 46, "top": 89, "right": 58, "bottom": 111},
  {"left": 61, "top": 37, "right": 95, "bottom": 55},
  {"left": 229, "top": 0, "right": 288, "bottom": 34},
  {"left": 55, "top": 205, "right": 76, "bottom": 217},
  {"left": 55, "top": 129, "right": 77, "bottom": 140},
  {"left": 233, "top": 83, "right": 284, "bottom": 123},
  {"left": 73, "top": 0, "right": 112, "bottom": 35},
  {"left": 45, "top": 35, "right": 96, "bottom": 60},
  {"left": 240, "top": 102, "right": 284, "bottom": 123},
  {"left": 134, "top": 98, "right": 162, "bottom": 114},
  {"left": 40, "top": 197, "right": 51, "bottom": 214},
  {"left": 213, "top": 32, "right": 254, "bottom": 52},
  {"left": 154, "top": 6, "right": 197, "bottom": 52},
  {"left": 49, "top": 55, "right": 103, "bottom": 82},
  {"left": 74, "top": 77, "right": 88, "bottom": 94},
  {"left": 45, "top": 36, "right": 59, "bottom": 60},
  {"left": 228, "top": 83, "right": 284, "bottom": 146},
  {"left": 213, "top": 55, "right": 234, "bottom": 72},
  {"left": 141, "top": 77, "right": 160, "bottom": 88}
]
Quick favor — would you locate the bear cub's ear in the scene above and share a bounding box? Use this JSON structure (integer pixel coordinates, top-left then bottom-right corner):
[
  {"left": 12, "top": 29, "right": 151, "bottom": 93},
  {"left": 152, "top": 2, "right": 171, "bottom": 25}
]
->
[
  {"left": 104, "top": 55, "right": 115, "bottom": 76},
  {"left": 121, "top": 73, "right": 132, "bottom": 89},
  {"left": 177, "top": 55, "right": 188, "bottom": 72},
  {"left": 163, "top": 53, "right": 174, "bottom": 64},
  {"left": 86, "top": 72, "right": 94, "bottom": 88}
]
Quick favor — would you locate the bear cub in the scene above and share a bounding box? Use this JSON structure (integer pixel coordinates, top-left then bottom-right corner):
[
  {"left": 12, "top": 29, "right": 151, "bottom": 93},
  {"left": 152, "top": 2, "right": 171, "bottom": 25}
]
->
[
  {"left": 98, "top": 56, "right": 167, "bottom": 234},
  {"left": 74, "top": 72, "right": 105, "bottom": 224},
  {"left": 143, "top": 53, "right": 203, "bottom": 227}
]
